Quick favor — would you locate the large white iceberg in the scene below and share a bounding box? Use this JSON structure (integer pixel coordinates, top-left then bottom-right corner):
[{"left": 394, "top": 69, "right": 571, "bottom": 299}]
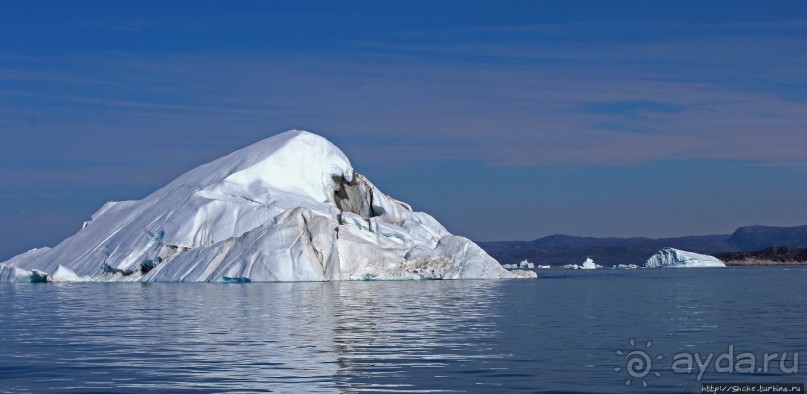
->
[
  {"left": 1, "top": 130, "right": 534, "bottom": 282},
  {"left": 644, "top": 247, "right": 726, "bottom": 268}
]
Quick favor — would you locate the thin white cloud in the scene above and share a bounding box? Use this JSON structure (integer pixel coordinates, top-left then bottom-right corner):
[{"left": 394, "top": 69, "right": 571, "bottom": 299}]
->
[{"left": 1, "top": 23, "right": 806, "bottom": 188}]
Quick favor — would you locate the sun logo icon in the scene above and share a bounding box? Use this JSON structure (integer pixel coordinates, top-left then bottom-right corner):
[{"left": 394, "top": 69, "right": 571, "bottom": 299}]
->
[{"left": 614, "top": 339, "right": 663, "bottom": 388}]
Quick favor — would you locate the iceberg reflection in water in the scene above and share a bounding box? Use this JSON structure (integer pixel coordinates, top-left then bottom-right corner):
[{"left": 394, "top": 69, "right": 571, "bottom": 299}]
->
[
  {"left": 2, "top": 268, "right": 806, "bottom": 392},
  {"left": 0, "top": 281, "right": 506, "bottom": 392}
]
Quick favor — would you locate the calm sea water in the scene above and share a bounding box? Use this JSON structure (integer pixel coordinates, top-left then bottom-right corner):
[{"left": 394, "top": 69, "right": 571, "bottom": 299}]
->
[{"left": 1, "top": 267, "right": 804, "bottom": 393}]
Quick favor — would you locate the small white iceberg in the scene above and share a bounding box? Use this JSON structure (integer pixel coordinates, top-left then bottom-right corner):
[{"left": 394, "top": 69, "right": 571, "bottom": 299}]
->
[
  {"left": 518, "top": 259, "right": 535, "bottom": 269},
  {"left": 502, "top": 260, "right": 536, "bottom": 270},
  {"left": 562, "top": 258, "right": 602, "bottom": 270},
  {"left": 644, "top": 247, "right": 726, "bottom": 268},
  {"left": 579, "top": 258, "right": 601, "bottom": 270}
]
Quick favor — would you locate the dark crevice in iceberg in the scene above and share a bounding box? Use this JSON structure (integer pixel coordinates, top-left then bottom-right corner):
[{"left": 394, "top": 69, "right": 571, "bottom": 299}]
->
[
  {"left": 102, "top": 263, "right": 136, "bottom": 276},
  {"left": 332, "top": 173, "right": 376, "bottom": 219},
  {"left": 222, "top": 277, "right": 251, "bottom": 283},
  {"left": 99, "top": 238, "right": 185, "bottom": 278},
  {"left": 139, "top": 257, "right": 162, "bottom": 274},
  {"left": 30, "top": 270, "right": 49, "bottom": 283}
]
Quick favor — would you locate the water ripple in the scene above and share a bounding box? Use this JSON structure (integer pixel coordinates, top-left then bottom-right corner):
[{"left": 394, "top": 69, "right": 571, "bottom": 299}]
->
[{"left": 1, "top": 268, "right": 806, "bottom": 392}]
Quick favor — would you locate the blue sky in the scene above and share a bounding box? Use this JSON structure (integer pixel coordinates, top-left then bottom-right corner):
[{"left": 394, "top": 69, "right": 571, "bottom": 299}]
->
[{"left": 2, "top": 1, "right": 806, "bottom": 258}]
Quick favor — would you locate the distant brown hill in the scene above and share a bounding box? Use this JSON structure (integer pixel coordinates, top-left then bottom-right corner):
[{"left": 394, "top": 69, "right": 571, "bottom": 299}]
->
[
  {"left": 478, "top": 225, "right": 807, "bottom": 266},
  {"left": 715, "top": 247, "right": 807, "bottom": 266}
]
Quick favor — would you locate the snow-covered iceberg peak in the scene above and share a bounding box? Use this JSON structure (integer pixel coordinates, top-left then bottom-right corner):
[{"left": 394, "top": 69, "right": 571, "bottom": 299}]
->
[
  {"left": 644, "top": 247, "right": 726, "bottom": 268},
  {"left": 1, "top": 130, "right": 531, "bottom": 282},
  {"left": 204, "top": 130, "right": 354, "bottom": 207}
]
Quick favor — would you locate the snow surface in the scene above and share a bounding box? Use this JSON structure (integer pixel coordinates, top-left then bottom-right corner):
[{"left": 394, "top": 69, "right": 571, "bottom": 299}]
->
[
  {"left": 51, "top": 265, "right": 91, "bottom": 282},
  {"left": 644, "top": 247, "right": 726, "bottom": 268},
  {"left": 1, "top": 130, "right": 533, "bottom": 282}
]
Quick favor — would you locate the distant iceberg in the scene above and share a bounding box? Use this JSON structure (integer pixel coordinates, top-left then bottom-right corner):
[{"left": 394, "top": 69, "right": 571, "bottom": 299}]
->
[
  {"left": 519, "top": 259, "right": 535, "bottom": 269},
  {"left": 502, "top": 259, "right": 534, "bottom": 270},
  {"left": 1, "top": 130, "right": 534, "bottom": 282},
  {"left": 563, "top": 258, "right": 601, "bottom": 270},
  {"left": 580, "top": 258, "right": 601, "bottom": 270},
  {"left": 644, "top": 247, "right": 726, "bottom": 268}
]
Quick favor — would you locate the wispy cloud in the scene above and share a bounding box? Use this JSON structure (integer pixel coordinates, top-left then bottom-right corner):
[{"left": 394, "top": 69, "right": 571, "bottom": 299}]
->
[
  {"left": 1, "top": 18, "right": 806, "bottom": 190},
  {"left": 2, "top": 9, "right": 807, "bottom": 255}
]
